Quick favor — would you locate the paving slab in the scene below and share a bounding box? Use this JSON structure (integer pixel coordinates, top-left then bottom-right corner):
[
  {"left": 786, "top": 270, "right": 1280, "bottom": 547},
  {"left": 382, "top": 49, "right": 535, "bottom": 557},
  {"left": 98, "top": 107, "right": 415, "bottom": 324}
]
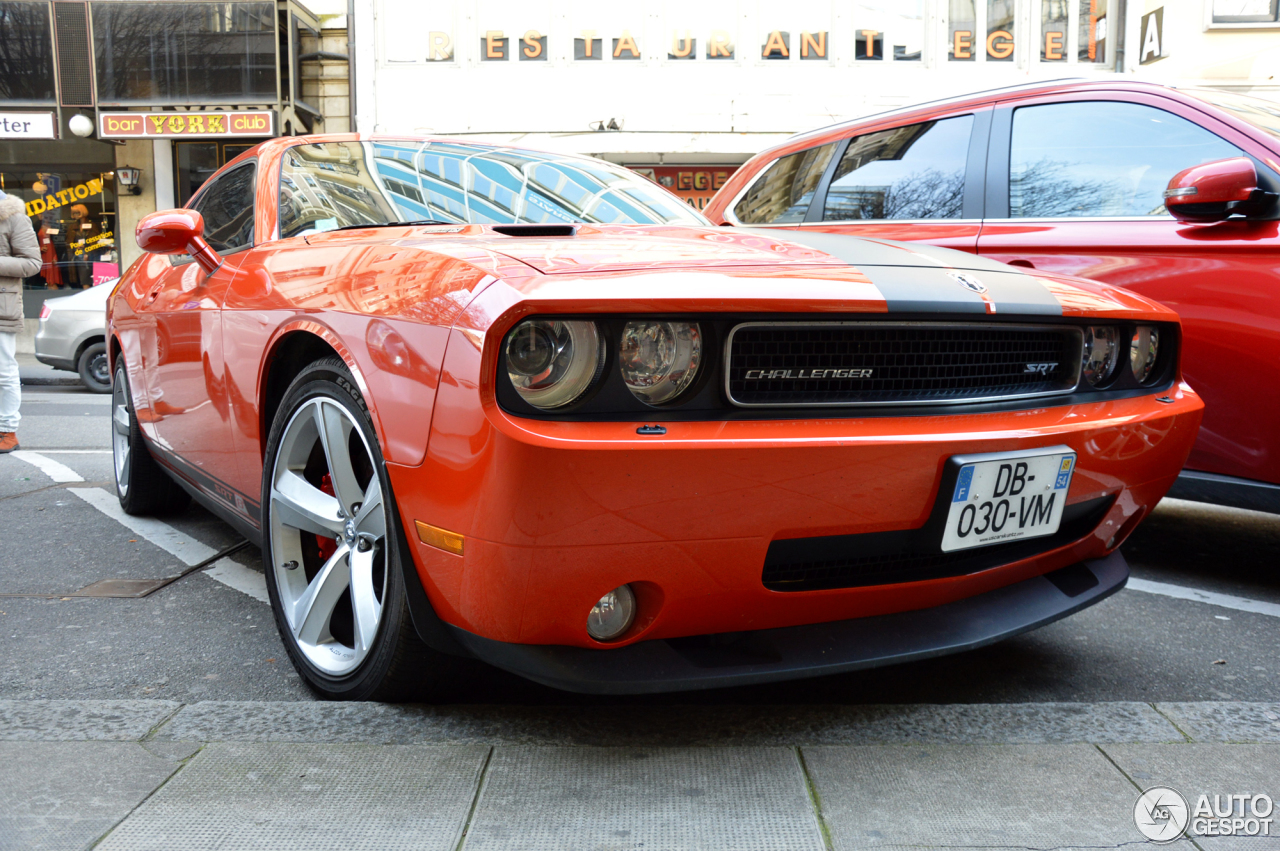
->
[
  {"left": 464, "top": 746, "right": 823, "bottom": 851},
  {"left": 1157, "top": 702, "right": 1280, "bottom": 743},
  {"left": 1101, "top": 744, "right": 1280, "bottom": 850},
  {"left": 96, "top": 742, "right": 488, "bottom": 851},
  {"left": 0, "top": 699, "right": 180, "bottom": 741},
  {"left": 0, "top": 741, "right": 181, "bottom": 851},
  {"left": 153, "top": 700, "right": 1182, "bottom": 746},
  {"left": 803, "top": 744, "right": 1172, "bottom": 850}
]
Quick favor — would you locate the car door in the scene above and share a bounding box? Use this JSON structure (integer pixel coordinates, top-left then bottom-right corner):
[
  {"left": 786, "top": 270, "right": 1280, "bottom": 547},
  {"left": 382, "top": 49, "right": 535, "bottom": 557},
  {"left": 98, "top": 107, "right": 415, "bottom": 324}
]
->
[
  {"left": 145, "top": 162, "right": 256, "bottom": 506},
  {"left": 977, "top": 94, "right": 1280, "bottom": 487},
  {"left": 724, "top": 108, "right": 990, "bottom": 253}
]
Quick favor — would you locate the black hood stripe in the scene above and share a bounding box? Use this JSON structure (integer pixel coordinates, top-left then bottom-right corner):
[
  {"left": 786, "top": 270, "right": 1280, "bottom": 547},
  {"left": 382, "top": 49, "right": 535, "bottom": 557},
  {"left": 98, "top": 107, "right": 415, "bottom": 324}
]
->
[{"left": 734, "top": 228, "right": 1063, "bottom": 316}]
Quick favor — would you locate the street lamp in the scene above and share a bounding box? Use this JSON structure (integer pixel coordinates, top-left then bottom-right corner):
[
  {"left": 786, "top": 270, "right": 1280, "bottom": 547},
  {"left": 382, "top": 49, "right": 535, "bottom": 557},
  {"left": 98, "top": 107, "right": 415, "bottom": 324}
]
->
[{"left": 117, "top": 166, "right": 142, "bottom": 196}]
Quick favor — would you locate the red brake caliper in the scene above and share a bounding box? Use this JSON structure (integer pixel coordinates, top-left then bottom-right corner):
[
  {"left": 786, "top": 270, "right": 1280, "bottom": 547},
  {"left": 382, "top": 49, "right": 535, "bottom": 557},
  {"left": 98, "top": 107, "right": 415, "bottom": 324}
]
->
[{"left": 316, "top": 473, "right": 338, "bottom": 563}]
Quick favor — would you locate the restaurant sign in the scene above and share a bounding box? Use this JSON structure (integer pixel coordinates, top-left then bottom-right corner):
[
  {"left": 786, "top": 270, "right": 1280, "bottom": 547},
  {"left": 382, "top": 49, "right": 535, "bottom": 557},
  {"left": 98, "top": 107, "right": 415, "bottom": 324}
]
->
[
  {"left": 98, "top": 111, "right": 276, "bottom": 139},
  {"left": 631, "top": 166, "right": 738, "bottom": 211}
]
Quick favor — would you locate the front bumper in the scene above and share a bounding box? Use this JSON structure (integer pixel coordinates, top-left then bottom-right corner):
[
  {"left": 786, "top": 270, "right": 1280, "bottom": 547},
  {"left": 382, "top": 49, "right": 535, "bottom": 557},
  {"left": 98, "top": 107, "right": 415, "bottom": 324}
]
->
[{"left": 446, "top": 551, "right": 1128, "bottom": 694}]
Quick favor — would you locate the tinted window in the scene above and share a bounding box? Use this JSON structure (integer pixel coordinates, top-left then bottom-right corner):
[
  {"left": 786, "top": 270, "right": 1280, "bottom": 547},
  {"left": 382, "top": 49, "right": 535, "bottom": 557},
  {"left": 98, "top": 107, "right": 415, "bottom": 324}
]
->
[
  {"left": 192, "top": 164, "right": 255, "bottom": 252},
  {"left": 93, "top": 2, "right": 276, "bottom": 104},
  {"left": 0, "top": 2, "right": 55, "bottom": 101},
  {"left": 732, "top": 143, "right": 837, "bottom": 224},
  {"left": 823, "top": 116, "right": 973, "bottom": 220},
  {"left": 278, "top": 141, "right": 706, "bottom": 238},
  {"left": 1009, "top": 102, "right": 1243, "bottom": 218}
]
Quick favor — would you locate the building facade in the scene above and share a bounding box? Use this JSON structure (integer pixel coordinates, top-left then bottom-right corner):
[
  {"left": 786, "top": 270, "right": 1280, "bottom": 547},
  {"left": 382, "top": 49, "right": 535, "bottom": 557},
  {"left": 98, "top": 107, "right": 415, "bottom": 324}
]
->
[
  {"left": 352, "top": 0, "right": 1280, "bottom": 210},
  {"left": 0, "top": 0, "right": 350, "bottom": 325}
]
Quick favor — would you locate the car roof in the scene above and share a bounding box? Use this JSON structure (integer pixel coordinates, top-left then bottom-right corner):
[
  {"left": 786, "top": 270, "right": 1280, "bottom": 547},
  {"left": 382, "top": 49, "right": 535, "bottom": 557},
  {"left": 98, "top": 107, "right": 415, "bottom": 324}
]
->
[{"left": 784, "top": 77, "right": 1180, "bottom": 144}]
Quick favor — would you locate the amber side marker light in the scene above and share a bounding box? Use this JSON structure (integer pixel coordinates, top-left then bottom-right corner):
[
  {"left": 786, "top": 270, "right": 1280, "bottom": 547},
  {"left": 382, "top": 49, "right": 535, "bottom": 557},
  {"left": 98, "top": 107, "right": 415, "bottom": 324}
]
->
[{"left": 415, "top": 521, "right": 465, "bottom": 555}]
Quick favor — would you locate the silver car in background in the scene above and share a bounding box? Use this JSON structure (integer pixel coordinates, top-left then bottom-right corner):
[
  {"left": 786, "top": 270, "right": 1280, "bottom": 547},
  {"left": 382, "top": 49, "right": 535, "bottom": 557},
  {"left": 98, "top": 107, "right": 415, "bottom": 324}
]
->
[{"left": 34, "top": 280, "right": 116, "bottom": 393}]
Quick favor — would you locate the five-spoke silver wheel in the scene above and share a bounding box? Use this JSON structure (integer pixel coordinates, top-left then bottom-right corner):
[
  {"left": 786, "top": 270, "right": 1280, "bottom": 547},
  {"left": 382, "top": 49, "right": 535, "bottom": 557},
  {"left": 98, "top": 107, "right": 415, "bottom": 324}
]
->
[
  {"left": 112, "top": 367, "right": 132, "bottom": 498},
  {"left": 268, "top": 396, "right": 388, "bottom": 676}
]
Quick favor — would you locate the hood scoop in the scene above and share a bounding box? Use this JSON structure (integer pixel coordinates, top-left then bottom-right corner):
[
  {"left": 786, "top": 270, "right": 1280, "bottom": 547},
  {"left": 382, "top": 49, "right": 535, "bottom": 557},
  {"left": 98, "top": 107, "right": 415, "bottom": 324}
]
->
[{"left": 491, "top": 224, "right": 576, "bottom": 237}]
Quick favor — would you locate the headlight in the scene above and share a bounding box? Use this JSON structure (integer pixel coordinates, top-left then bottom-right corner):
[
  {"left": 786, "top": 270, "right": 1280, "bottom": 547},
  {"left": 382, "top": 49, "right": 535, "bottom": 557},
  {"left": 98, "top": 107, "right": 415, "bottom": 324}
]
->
[
  {"left": 1081, "top": 325, "right": 1121, "bottom": 387},
  {"left": 505, "top": 319, "right": 603, "bottom": 409},
  {"left": 1130, "top": 325, "right": 1160, "bottom": 384},
  {"left": 618, "top": 321, "right": 702, "bottom": 405}
]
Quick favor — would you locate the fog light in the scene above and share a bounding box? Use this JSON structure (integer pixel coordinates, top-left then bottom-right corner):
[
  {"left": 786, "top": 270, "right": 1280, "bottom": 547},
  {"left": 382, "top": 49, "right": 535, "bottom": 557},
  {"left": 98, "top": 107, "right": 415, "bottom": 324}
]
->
[{"left": 586, "top": 585, "right": 635, "bottom": 642}]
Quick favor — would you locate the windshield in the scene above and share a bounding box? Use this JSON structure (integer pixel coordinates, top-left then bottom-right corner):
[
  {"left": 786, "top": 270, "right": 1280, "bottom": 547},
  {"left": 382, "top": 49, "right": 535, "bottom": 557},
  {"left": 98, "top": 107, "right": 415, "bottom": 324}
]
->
[
  {"left": 278, "top": 140, "right": 708, "bottom": 238},
  {"left": 1190, "top": 88, "right": 1280, "bottom": 145}
]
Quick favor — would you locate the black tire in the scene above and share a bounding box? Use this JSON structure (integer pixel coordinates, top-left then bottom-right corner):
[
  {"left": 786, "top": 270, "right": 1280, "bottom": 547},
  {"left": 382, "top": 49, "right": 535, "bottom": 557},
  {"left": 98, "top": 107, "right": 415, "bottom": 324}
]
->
[
  {"left": 112, "top": 361, "right": 192, "bottom": 516},
  {"left": 77, "top": 342, "right": 111, "bottom": 393},
  {"left": 261, "top": 356, "right": 457, "bottom": 701}
]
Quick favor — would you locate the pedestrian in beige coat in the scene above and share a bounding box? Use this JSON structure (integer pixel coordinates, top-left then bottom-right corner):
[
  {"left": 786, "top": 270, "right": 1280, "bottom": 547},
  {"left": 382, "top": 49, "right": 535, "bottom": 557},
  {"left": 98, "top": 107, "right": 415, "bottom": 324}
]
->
[{"left": 1, "top": 190, "right": 42, "bottom": 452}]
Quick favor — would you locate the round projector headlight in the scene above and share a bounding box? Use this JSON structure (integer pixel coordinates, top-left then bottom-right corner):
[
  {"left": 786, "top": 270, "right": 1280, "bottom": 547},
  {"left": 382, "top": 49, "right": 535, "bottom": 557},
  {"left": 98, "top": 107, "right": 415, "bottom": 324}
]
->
[
  {"left": 586, "top": 584, "right": 636, "bottom": 642},
  {"left": 1081, "top": 325, "right": 1121, "bottom": 387},
  {"left": 1130, "top": 325, "right": 1160, "bottom": 384},
  {"left": 505, "top": 319, "right": 603, "bottom": 409},
  {"left": 619, "top": 321, "right": 702, "bottom": 405}
]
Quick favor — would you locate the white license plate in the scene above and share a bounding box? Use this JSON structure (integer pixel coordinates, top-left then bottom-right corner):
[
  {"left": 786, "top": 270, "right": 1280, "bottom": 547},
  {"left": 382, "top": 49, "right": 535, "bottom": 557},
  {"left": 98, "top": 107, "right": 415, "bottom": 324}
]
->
[{"left": 940, "top": 448, "right": 1077, "bottom": 553}]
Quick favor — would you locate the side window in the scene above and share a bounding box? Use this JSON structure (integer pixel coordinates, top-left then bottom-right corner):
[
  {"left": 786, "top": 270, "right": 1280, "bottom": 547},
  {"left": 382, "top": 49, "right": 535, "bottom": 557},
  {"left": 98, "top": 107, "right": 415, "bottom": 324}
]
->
[
  {"left": 822, "top": 115, "right": 973, "bottom": 221},
  {"left": 191, "top": 163, "right": 256, "bottom": 252},
  {"left": 1009, "top": 102, "right": 1244, "bottom": 218},
  {"left": 732, "top": 142, "right": 837, "bottom": 224}
]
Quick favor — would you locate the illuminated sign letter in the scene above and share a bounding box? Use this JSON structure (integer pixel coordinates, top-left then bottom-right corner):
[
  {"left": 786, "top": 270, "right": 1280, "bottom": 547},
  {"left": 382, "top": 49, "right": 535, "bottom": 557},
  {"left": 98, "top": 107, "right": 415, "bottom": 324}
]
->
[
  {"left": 148, "top": 115, "right": 167, "bottom": 134},
  {"left": 575, "top": 30, "right": 600, "bottom": 59},
  {"left": 858, "top": 29, "right": 881, "bottom": 59},
  {"left": 986, "top": 30, "right": 1013, "bottom": 59},
  {"left": 428, "top": 31, "right": 454, "bottom": 61},
  {"left": 207, "top": 114, "right": 226, "bottom": 133},
  {"left": 522, "top": 30, "right": 544, "bottom": 59},
  {"left": 613, "top": 30, "right": 640, "bottom": 58},
  {"left": 1044, "top": 31, "right": 1063, "bottom": 60},
  {"left": 800, "top": 31, "right": 826, "bottom": 59},
  {"left": 762, "top": 30, "right": 789, "bottom": 59},
  {"left": 708, "top": 30, "right": 733, "bottom": 59},
  {"left": 952, "top": 30, "right": 973, "bottom": 59},
  {"left": 168, "top": 115, "right": 186, "bottom": 134},
  {"left": 188, "top": 115, "right": 206, "bottom": 133},
  {"left": 669, "top": 30, "right": 694, "bottom": 59},
  {"left": 484, "top": 30, "right": 507, "bottom": 60}
]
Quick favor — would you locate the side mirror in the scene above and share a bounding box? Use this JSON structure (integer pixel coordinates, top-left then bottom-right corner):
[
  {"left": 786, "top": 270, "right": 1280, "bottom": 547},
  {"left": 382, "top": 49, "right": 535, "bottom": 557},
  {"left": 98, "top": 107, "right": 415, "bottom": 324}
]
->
[
  {"left": 136, "top": 209, "right": 223, "bottom": 274},
  {"left": 1164, "top": 157, "right": 1274, "bottom": 224}
]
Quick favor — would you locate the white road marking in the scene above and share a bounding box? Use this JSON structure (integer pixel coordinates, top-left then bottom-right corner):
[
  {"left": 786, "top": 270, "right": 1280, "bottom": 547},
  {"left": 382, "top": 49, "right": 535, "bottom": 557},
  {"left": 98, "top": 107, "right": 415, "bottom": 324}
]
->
[
  {"left": 203, "top": 558, "right": 270, "bottom": 604},
  {"left": 1128, "top": 578, "right": 1280, "bottom": 619},
  {"left": 10, "top": 451, "right": 85, "bottom": 483},
  {"left": 69, "top": 487, "right": 218, "bottom": 566},
  {"left": 38, "top": 450, "right": 112, "bottom": 454}
]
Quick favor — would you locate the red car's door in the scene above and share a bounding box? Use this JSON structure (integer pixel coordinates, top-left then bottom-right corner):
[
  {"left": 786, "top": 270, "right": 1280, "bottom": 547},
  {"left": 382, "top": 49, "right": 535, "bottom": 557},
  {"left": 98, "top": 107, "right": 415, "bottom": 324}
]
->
[
  {"left": 144, "top": 163, "right": 257, "bottom": 506},
  {"left": 977, "top": 93, "right": 1280, "bottom": 486},
  {"left": 724, "top": 107, "right": 991, "bottom": 253}
]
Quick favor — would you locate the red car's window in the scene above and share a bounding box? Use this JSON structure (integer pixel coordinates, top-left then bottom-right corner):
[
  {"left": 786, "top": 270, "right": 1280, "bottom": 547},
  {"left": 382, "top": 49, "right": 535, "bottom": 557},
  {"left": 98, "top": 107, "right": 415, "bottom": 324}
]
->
[
  {"left": 190, "top": 163, "right": 255, "bottom": 252},
  {"left": 822, "top": 116, "right": 973, "bottom": 221},
  {"left": 1189, "top": 88, "right": 1280, "bottom": 144},
  {"left": 1008, "top": 101, "right": 1243, "bottom": 219},
  {"left": 731, "top": 142, "right": 837, "bottom": 224}
]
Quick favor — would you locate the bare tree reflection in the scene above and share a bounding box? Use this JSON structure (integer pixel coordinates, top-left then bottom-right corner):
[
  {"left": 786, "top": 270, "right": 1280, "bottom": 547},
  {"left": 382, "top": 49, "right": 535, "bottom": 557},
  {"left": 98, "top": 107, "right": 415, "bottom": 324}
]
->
[
  {"left": 1010, "top": 158, "right": 1126, "bottom": 217},
  {"left": 824, "top": 168, "right": 966, "bottom": 220}
]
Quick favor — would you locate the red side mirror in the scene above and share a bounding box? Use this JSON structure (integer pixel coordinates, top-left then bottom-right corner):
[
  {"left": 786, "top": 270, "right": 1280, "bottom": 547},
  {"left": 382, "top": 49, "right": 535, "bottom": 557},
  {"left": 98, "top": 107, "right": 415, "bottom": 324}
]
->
[
  {"left": 136, "top": 209, "right": 223, "bottom": 274},
  {"left": 1164, "top": 157, "right": 1267, "bottom": 224}
]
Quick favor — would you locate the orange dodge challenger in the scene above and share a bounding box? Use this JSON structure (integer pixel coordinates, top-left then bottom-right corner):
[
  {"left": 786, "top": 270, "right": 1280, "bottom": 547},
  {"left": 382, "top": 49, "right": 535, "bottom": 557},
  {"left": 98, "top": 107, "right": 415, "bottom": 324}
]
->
[{"left": 107, "top": 136, "right": 1202, "bottom": 700}]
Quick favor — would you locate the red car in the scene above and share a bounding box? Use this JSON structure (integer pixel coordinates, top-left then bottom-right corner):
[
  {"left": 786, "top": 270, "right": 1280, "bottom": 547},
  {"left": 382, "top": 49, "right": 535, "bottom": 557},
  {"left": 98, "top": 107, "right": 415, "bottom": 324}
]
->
[
  {"left": 108, "top": 135, "right": 1201, "bottom": 700},
  {"left": 708, "top": 80, "right": 1280, "bottom": 515}
]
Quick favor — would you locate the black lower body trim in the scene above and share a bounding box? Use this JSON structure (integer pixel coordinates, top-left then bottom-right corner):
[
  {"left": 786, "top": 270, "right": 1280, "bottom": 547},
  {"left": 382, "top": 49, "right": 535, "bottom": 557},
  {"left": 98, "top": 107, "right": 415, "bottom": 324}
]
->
[
  {"left": 447, "top": 550, "right": 1129, "bottom": 695},
  {"left": 1166, "top": 469, "right": 1280, "bottom": 516}
]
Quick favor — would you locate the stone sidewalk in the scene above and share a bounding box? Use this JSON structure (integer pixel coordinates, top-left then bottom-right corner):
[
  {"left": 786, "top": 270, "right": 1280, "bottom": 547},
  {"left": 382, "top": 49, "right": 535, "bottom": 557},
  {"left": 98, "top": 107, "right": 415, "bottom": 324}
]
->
[{"left": 3, "top": 700, "right": 1278, "bottom": 850}]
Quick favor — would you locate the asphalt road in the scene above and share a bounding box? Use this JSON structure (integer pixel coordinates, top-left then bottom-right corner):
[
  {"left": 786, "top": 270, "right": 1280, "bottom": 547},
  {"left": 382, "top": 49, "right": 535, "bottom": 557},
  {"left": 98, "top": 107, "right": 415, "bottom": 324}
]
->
[{"left": 2, "top": 384, "right": 1277, "bottom": 706}]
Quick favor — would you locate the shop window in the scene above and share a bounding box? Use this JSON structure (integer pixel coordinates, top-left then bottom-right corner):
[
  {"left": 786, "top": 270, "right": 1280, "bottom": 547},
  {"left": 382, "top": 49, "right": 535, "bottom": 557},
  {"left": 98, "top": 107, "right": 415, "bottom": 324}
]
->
[
  {"left": 93, "top": 2, "right": 277, "bottom": 104},
  {"left": 1211, "top": 0, "right": 1278, "bottom": 24},
  {"left": 823, "top": 116, "right": 973, "bottom": 221},
  {"left": 732, "top": 143, "right": 837, "bottom": 225},
  {"left": 0, "top": 1, "right": 56, "bottom": 101},
  {"left": 949, "top": 0, "right": 977, "bottom": 60},
  {"left": 191, "top": 163, "right": 255, "bottom": 253},
  {"left": 0, "top": 170, "right": 118, "bottom": 292},
  {"left": 1078, "top": 0, "right": 1107, "bottom": 62},
  {"left": 1041, "top": 0, "right": 1069, "bottom": 61},
  {"left": 1008, "top": 102, "right": 1243, "bottom": 218}
]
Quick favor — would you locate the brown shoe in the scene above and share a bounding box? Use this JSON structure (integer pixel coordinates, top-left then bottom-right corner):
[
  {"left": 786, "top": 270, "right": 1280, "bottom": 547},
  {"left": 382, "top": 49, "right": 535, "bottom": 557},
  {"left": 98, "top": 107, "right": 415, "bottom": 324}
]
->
[{"left": 0, "top": 432, "right": 18, "bottom": 453}]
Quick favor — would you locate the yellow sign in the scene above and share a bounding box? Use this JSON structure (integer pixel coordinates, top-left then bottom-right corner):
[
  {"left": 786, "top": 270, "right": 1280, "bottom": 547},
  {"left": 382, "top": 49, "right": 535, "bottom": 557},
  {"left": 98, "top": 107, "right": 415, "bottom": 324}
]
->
[
  {"left": 26, "top": 179, "right": 103, "bottom": 217},
  {"left": 98, "top": 110, "right": 276, "bottom": 139}
]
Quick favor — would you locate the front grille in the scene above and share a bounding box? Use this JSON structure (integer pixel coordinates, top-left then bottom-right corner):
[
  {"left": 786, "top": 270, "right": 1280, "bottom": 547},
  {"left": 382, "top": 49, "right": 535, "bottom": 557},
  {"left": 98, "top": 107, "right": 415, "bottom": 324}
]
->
[
  {"left": 763, "top": 496, "right": 1113, "bottom": 592},
  {"left": 727, "top": 323, "right": 1081, "bottom": 407}
]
